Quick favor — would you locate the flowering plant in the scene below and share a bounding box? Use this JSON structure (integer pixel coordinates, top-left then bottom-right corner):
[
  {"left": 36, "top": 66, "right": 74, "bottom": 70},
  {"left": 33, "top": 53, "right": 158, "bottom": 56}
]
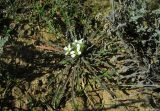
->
[{"left": 64, "top": 39, "right": 85, "bottom": 58}]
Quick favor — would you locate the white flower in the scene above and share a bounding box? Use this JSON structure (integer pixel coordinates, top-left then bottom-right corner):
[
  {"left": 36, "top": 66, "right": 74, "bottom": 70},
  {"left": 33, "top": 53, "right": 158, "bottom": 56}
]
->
[
  {"left": 75, "top": 39, "right": 78, "bottom": 43},
  {"left": 64, "top": 46, "right": 68, "bottom": 51},
  {"left": 77, "top": 44, "right": 81, "bottom": 50},
  {"left": 71, "top": 54, "right": 76, "bottom": 58},
  {"left": 67, "top": 44, "right": 71, "bottom": 51},
  {"left": 70, "top": 51, "right": 75, "bottom": 54},
  {"left": 77, "top": 50, "right": 81, "bottom": 55},
  {"left": 64, "top": 44, "right": 71, "bottom": 55},
  {"left": 70, "top": 51, "right": 76, "bottom": 58},
  {"left": 72, "top": 39, "right": 78, "bottom": 45},
  {"left": 78, "top": 39, "right": 83, "bottom": 44},
  {"left": 73, "top": 39, "right": 83, "bottom": 45},
  {"left": 76, "top": 44, "right": 82, "bottom": 55}
]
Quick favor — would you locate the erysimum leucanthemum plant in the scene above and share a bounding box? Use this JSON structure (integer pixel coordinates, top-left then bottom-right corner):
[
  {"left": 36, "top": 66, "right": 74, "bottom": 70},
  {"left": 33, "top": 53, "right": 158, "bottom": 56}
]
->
[
  {"left": 48, "top": 0, "right": 118, "bottom": 110},
  {"left": 53, "top": 38, "right": 116, "bottom": 110}
]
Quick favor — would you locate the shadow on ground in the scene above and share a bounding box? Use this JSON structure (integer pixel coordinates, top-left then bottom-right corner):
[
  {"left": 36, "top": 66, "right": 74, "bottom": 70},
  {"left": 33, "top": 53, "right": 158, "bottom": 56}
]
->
[{"left": 0, "top": 40, "right": 65, "bottom": 81}]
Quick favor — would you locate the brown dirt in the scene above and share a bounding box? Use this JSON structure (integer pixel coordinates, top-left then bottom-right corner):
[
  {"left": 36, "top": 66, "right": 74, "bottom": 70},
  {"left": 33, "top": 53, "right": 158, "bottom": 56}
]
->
[{"left": 1, "top": 1, "right": 159, "bottom": 110}]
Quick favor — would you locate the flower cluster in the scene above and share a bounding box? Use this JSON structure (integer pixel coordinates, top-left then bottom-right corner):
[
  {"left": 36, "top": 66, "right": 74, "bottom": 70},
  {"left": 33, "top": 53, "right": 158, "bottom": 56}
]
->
[{"left": 64, "top": 39, "right": 84, "bottom": 58}]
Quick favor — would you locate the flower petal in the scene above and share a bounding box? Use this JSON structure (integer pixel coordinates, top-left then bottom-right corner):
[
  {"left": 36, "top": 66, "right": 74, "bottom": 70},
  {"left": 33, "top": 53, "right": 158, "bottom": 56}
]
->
[
  {"left": 70, "top": 51, "right": 75, "bottom": 55},
  {"left": 77, "top": 51, "right": 81, "bottom": 55},
  {"left": 64, "top": 46, "right": 68, "bottom": 51},
  {"left": 78, "top": 39, "right": 83, "bottom": 44},
  {"left": 65, "top": 52, "right": 69, "bottom": 55},
  {"left": 71, "top": 54, "right": 76, "bottom": 58},
  {"left": 68, "top": 44, "right": 71, "bottom": 51},
  {"left": 75, "top": 40, "right": 78, "bottom": 43},
  {"left": 77, "top": 44, "right": 81, "bottom": 49}
]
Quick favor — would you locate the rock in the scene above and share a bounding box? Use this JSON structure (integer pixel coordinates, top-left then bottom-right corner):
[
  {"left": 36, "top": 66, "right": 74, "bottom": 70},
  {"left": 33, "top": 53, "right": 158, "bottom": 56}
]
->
[
  {"left": 9, "top": 22, "right": 16, "bottom": 29},
  {"left": 24, "top": 24, "right": 30, "bottom": 30},
  {"left": 12, "top": 87, "right": 23, "bottom": 98},
  {"left": 110, "top": 55, "right": 125, "bottom": 63},
  {"left": 117, "top": 66, "right": 130, "bottom": 74},
  {"left": 18, "top": 30, "right": 25, "bottom": 37},
  {"left": 32, "top": 107, "right": 43, "bottom": 111}
]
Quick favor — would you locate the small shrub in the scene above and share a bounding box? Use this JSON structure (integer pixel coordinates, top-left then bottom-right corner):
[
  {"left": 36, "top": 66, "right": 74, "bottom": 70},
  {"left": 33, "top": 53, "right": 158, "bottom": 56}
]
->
[{"left": 107, "top": 0, "right": 160, "bottom": 85}]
